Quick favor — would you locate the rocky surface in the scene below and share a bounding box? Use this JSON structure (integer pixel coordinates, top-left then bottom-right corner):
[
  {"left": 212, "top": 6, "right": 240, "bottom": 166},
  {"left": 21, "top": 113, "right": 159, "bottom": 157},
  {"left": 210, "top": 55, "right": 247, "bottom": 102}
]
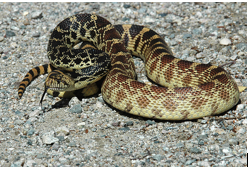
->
[{"left": 0, "top": 2, "right": 247, "bottom": 167}]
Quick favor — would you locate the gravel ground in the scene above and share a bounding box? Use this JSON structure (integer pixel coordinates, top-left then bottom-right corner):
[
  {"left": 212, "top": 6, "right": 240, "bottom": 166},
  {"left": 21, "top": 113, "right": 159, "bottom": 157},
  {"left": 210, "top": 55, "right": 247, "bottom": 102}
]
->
[{"left": 0, "top": 2, "right": 247, "bottom": 167}]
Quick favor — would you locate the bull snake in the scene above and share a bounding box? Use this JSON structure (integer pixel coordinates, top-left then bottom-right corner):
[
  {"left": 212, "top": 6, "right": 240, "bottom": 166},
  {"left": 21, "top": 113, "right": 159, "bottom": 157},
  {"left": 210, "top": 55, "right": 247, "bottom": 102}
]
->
[{"left": 18, "top": 13, "right": 240, "bottom": 120}]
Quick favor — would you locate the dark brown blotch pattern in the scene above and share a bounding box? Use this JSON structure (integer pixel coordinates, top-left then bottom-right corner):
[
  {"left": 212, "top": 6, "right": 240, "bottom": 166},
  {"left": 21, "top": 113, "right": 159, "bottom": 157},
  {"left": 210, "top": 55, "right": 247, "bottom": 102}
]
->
[
  {"left": 195, "top": 63, "right": 211, "bottom": 74},
  {"left": 137, "top": 96, "right": 150, "bottom": 108},
  {"left": 177, "top": 60, "right": 193, "bottom": 71}
]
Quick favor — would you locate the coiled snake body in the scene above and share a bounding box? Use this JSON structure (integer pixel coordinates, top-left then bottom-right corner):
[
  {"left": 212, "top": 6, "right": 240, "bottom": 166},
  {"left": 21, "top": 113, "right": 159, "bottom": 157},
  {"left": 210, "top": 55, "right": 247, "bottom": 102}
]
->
[{"left": 18, "top": 13, "right": 240, "bottom": 120}]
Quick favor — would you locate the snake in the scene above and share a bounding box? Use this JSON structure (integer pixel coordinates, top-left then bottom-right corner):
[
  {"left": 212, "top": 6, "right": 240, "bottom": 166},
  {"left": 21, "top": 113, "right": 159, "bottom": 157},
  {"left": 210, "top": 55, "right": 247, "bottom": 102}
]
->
[{"left": 18, "top": 13, "right": 240, "bottom": 120}]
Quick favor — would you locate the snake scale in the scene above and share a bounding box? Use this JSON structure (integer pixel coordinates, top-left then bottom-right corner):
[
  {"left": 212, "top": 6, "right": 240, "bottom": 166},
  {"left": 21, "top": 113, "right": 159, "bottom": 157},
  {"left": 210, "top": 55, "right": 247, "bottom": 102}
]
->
[{"left": 18, "top": 13, "right": 240, "bottom": 120}]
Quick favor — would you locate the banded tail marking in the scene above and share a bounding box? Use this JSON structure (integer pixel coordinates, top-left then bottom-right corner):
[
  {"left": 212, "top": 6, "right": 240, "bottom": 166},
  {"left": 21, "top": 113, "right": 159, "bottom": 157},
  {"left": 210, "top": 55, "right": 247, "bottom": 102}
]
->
[{"left": 18, "top": 64, "right": 53, "bottom": 98}]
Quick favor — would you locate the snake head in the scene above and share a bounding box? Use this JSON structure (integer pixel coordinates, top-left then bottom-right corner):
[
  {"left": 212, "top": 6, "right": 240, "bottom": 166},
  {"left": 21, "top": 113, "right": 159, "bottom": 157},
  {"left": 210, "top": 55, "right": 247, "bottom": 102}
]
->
[
  {"left": 44, "top": 70, "right": 75, "bottom": 91},
  {"left": 40, "top": 70, "right": 75, "bottom": 106}
]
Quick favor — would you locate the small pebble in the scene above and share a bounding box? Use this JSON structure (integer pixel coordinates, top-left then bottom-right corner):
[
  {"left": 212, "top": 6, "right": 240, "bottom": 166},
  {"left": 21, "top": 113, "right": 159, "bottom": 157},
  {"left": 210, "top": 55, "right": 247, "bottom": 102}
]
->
[
  {"left": 11, "top": 26, "right": 19, "bottom": 31},
  {"left": 59, "top": 157, "right": 68, "bottom": 164},
  {"left": 5, "top": 30, "right": 16, "bottom": 37},
  {"left": 237, "top": 127, "right": 246, "bottom": 134},
  {"left": 220, "top": 38, "right": 231, "bottom": 45},
  {"left": 185, "top": 159, "right": 196, "bottom": 165},
  {"left": 123, "top": 4, "right": 131, "bottom": 8},
  {"left": 31, "top": 11, "right": 43, "bottom": 19},
  {"left": 32, "top": 32, "right": 41, "bottom": 37},
  {"left": 159, "top": 13, "right": 167, "bottom": 17},
  {"left": 23, "top": 11, "right": 29, "bottom": 16},
  {"left": 68, "top": 141, "right": 77, "bottom": 147},
  {"left": 77, "top": 122, "right": 85, "bottom": 127},
  {"left": 145, "top": 120, "right": 156, "bottom": 125},
  {"left": 42, "top": 132, "right": 59, "bottom": 144},
  {"left": 222, "top": 147, "right": 232, "bottom": 155},
  {"left": 15, "top": 110, "right": 22, "bottom": 115},
  {"left": 23, "top": 19, "right": 30, "bottom": 25},
  {"left": 163, "top": 146, "right": 169, "bottom": 151},
  {"left": 111, "top": 121, "right": 120, "bottom": 127},
  {"left": 36, "top": 153, "right": 46, "bottom": 159},
  {"left": 192, "top": 28, "right": 202, "bottom": 35},
  {"left": 55, "top": 126, "right": 69, "bottom": 135},
  {"left": 69, "top": 104, "right": 82, "bottom": 114},
  {"left": 228, "top": 138, "right": 239, "bottom": 145},
  {"left": 57, "top": 136, "right": 65, "bottom": 142},
  {"left": 183, "top": 33, "right": 192, "bottom": 39},
  {"left": 27, "top": 139, "right": 32, "bottom": 145},
  {"left": 118, "top": 127, "right": 130, "bottom": 131},
  {"left": 176, "top": 142, "right": 184, "bottom": 148},
  {"left": 51, "top": 143, "right": 60, "bottom": 151},
  {"left": 144, "top": 16, "right": 154, "bottom": 23},
  {"left": 190, "top": 147, "right": 202, "bottom": 154},
  {"left": 0, "top": 36, "right": 4, "bottom": 42},
  {"left": 126, "top": 121, "right": 134, "bottom": 126},
  {"left": 152, "top": 154, "right": 164, "bottom": 161},
  {"left": 227, "top": 125, "right": 234, "bottom": 130},
  {"left": 27, "top": 129, "right": 35, "bottom": 136},
  {"left": 25, "top": 160, "right": 36, "bottom": 167},
  {"left": 236, "top": 104, "right": 245, "bottom": 111}
]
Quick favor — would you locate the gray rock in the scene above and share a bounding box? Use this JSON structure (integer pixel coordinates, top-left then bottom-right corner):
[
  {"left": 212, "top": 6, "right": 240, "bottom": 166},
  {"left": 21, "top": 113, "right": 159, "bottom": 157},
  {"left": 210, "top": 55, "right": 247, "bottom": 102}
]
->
[
  {"left": 163, "top": 146, "right": 169, "bottom": 151},
  {"left": 57, "top": 136, "right": 65, "bottom": 142},
  {"left": 138, "top": 7, "right": 147, "bottom": 13},
  {"left": 185, "top": 159, "right": 196, "bottom": 165},
  {"left": 145, "top": 120, "right": 156, "bottom": 125},
  {"left": 220, "top": 38, "right": 231, "bottom": 45},
  {"left": 118, "top": 127, "right": 130, "bottom": 131},
  {"left": 27, "top": 129, "right": 35, "bottom": 136},
  {"left": 5, "top": 30, "right": 16, "bottom": 37},
  {"left": 14, "top": 119, "right": 24, "bottom": 125},
  {"left": 190, "top": 147, "right": 202, "bottom": 154},
  {"left": 11, "top": 26, "right": 19, "bottom": 31},
  {"left": 228, "top": 138, "right": 239, "bottom": 145},
  {"left": 27, "top": 139, "right": 32, "bottom": 145},
  {"left": 31, "top": 11, "right": 43, "bottom": 19},
  {"left": 36, "top": 153, "right": 47, "bottom": 159},
  {"left": 159, "top": 13, "right": 167, "bottom": 17},
  {"left": 126, "top": 121, "right": 134, "bottom": 126},
  {"left": 42, "top": 131, "right": 59, "bottom": 144},
  {"left": 15, "top": 110, "right": 22, "bottom": 115},
  {"left": 176, "top": 142, "right": 184, "bottom": 148},
  {"left": 183, "top": 33, "right": 192, "bottom": 39},
  {"left": 0, "top": 36, "right": 4, "bottom": 42},
  {"left": 123, "top": 4, "right": 131, "bottom": 8},
  {"left": 227, "top": 125, "right": 234, "bottom": 130},
  {"left": 192, "top": 28, "right": 202, "bottom": 35},
  {"left": 23, "top": 19, "right": 30, "bottom": 25},
  {"left": 55, "top": 126, "right": 69, "bottom": 135},
  {"left": 25, "top": 159, "right": 36, "bottom": 167},
  {"left": 152, "top": 154, "right": 164, "bottom": 161},
  {"left": 59, "top": 157, "right": 68, "bottom": 164},
  {"left": 51, "top": 142, "right": 60, "bottom": 151},
  {"left": 169, "top": 34, "right": 175, "bottom": 39},
  {"left": 236, "top": 43, "right": 247, "bottom": 51},
  {"left": 69, "top": 141, "right": 77, "bottom": 147},
  {"left": 32, "top": 32, "right": 41, "bottom": 37},
  {"left": 69, "top": 104, "right": 82, "bottom": 114}
]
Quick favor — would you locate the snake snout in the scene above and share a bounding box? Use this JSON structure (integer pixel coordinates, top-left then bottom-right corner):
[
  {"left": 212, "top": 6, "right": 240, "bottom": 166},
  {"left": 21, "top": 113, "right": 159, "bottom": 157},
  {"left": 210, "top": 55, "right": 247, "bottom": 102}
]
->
[
  {"left": 46, "top": 80, "right": 68, "bottom": 91},
  {"left": 45, "top": 77, "right": 70, "bottom": 91},
  {"left": 45, "top": 70, "right": 74, "bottom": 91}
]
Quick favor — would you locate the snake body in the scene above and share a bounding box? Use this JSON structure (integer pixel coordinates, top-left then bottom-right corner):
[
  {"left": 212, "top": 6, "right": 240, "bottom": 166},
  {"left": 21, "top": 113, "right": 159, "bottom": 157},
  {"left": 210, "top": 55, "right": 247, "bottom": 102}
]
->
[{"left": 18, "top": 13, "right": 240, "bottom": 120}]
